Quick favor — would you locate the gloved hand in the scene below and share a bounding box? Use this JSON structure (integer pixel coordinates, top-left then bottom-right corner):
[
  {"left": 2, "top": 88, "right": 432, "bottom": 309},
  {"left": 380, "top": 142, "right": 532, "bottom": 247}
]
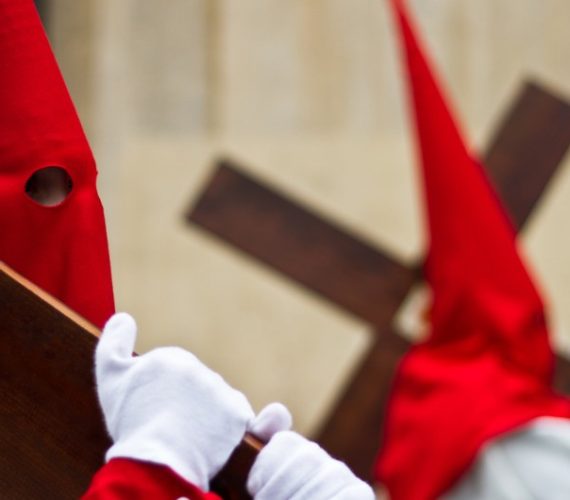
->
[
  {"left": 95, "top": 312, "right": 255, "bottom": 491},
  {"left": 248, "top": 402, "right": 293, "bottom": 441},
  {"left": 247, "top": 431, "right": 375, "bottom": 499}
]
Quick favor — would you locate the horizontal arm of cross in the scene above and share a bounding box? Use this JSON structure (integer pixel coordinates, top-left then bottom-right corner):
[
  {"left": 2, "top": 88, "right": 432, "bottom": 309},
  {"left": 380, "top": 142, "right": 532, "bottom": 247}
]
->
[{"left": 185, "top": 80, "right": 570, "bottom": 480}]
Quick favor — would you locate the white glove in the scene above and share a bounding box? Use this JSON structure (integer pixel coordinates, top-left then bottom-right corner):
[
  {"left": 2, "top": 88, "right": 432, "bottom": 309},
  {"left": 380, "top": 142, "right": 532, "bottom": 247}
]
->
[
  {"left": 95, "top": 312, "right": 255, "bottom": 491},
  {"left": 247, "top": 431, "right": 375, "bottom": 499},
  {"left": 248, "top": 402, "right": 293, "bottom": 441}
]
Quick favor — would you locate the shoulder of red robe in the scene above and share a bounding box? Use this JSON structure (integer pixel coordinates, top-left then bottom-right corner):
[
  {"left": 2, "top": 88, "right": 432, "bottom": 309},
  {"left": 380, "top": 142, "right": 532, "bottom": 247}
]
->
[{"left": 82, "top": 458, "right": 221, "bottom": 500}]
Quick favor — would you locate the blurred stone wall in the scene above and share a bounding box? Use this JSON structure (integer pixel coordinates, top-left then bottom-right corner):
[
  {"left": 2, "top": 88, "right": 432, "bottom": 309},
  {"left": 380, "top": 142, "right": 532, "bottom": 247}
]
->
[{"left": 48, "top": 0, "right": 570, "bottom": 441}]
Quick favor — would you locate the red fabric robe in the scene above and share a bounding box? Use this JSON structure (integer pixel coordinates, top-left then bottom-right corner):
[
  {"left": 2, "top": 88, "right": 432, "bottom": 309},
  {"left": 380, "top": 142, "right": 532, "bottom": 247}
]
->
[
  {"left": 374, "top": 1, "right": 570, "bottom": 499},
  {"left": 83, "top": 459, "right": 220, "bottom": 500}
]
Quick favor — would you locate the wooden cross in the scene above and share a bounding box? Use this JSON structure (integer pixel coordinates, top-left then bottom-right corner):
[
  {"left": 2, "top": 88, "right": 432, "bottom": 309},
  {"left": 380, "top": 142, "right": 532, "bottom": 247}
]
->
[
  {"left": 186, "top": 80, "right": 570, "bottom": 480},
  {"left": 0, "top": 261, "right": 263, "bottom": 499}
]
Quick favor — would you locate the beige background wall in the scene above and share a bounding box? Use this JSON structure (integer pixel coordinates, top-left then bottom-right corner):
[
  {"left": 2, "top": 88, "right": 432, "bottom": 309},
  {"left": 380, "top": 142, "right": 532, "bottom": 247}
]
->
[{"left": 48, "top": 0, "right": 570, "bottom": 442}]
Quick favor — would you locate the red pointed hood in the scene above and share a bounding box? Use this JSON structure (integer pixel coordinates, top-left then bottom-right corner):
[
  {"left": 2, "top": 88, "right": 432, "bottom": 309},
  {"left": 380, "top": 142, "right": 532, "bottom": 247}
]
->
[
  {"left": 0, "top": 0, "right": 114, "bottom": 326},
  {"left": 375, "top": 1, "right": 570, "bottom": 498},
  {"left": 392, "top": 0, "right": 548, "bottom": 373}
]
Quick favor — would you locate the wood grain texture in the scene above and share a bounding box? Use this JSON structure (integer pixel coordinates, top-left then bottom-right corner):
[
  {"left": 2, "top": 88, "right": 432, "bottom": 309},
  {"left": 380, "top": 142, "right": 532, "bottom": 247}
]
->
[
  {"left": 0, "top": 261, "right": 260, "bottom": 499},
  {"left": 187, "top": 159, "right": 418, "bottom": 328},
  {"left": 0, "top": 261, "right": 109, "bottom": 499}
]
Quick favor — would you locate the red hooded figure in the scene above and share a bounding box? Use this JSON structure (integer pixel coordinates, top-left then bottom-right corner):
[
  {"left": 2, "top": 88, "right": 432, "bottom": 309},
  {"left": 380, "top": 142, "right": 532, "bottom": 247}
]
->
[
  {"left": 375, "top": 1, "right": 570, "bottom": 498},
  {"left": 0, "top": 0, "right": 114, "bottom": 326}
]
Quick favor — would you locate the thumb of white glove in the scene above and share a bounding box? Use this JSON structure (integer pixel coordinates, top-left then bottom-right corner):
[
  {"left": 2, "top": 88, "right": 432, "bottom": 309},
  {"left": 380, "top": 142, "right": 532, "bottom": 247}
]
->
[
  {"left": 247, "top": 431, "right": 374, "bottom": 499},
  {"left": 96, "top": 312, "right": 255, "bottom": 491},
  {"left": 248, "top": 402, "right": 293, "bottom": 442}
]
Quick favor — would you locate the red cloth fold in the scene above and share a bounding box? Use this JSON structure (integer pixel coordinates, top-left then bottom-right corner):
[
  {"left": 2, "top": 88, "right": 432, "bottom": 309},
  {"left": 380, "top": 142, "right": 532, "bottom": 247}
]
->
[
  {"left": 82, "top": 458, "right": 220, "bottom": 500},
  {"left": 0, "top": 0, "right": 114, "bottom": 327},
  {"left": 375, "top": 1, "right": 570, "bottom": 498}
]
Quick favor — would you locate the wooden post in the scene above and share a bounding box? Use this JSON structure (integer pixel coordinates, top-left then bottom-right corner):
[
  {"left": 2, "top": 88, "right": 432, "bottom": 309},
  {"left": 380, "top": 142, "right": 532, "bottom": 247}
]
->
[{"left": 0, "top": 261, "right": 260, "bottom": 499}]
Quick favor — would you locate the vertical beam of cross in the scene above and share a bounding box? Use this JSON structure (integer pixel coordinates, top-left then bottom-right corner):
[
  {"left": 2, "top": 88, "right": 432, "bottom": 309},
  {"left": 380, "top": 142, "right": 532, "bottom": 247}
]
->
[
  {"left": 482, "top": 82, "right": 570, "bottom": 230},
  {"left": 186, "top": 81, "right": 570, "bottom": 480}
]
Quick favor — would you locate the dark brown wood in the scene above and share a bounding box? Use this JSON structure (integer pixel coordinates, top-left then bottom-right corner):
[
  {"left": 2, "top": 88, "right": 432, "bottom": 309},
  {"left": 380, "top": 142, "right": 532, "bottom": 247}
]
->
[
  {"left": 554, "top": 355, "right": 570, "bottom": 395},
  {"left": 211, "top": 434, "right": 264, "bottom": 499},
  {"left": 483, "top": 81, "right": 570, "bottom": 230},
  {"left": 315, "top": 81, "right": 570, "bottom": 478},
  {"left": 316, "top": 336, "right": 570, "bottom": 481},
  {"left": 185, "top": 80, "right": 570, "bottom": 482},
  {"left": 187, "top": 159, "right": 418, "bottom": 328},
  {"left": 0, "top": 261, "right": 260, "bottom": 499},
  {"left": 186, "top": 161, "right": 417, "bottom": 481},
  {"left": 0, "top": 261, "right": 109, "bottom": 500},
  {"left": 314, "top": 329, "right": 409, "bottom": 481}
]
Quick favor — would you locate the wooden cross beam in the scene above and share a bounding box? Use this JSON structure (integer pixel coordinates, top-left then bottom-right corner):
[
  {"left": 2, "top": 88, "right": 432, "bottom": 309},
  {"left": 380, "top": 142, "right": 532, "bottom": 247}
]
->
[
  {"left": 0, "top": 261, "right": 264, "bottom": 499},
  {"left": 0, "top": 262, "right": 109, "bottom": 498},
  {"left": 186, "top": 80, "right": 570, "bottom": 480}
]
